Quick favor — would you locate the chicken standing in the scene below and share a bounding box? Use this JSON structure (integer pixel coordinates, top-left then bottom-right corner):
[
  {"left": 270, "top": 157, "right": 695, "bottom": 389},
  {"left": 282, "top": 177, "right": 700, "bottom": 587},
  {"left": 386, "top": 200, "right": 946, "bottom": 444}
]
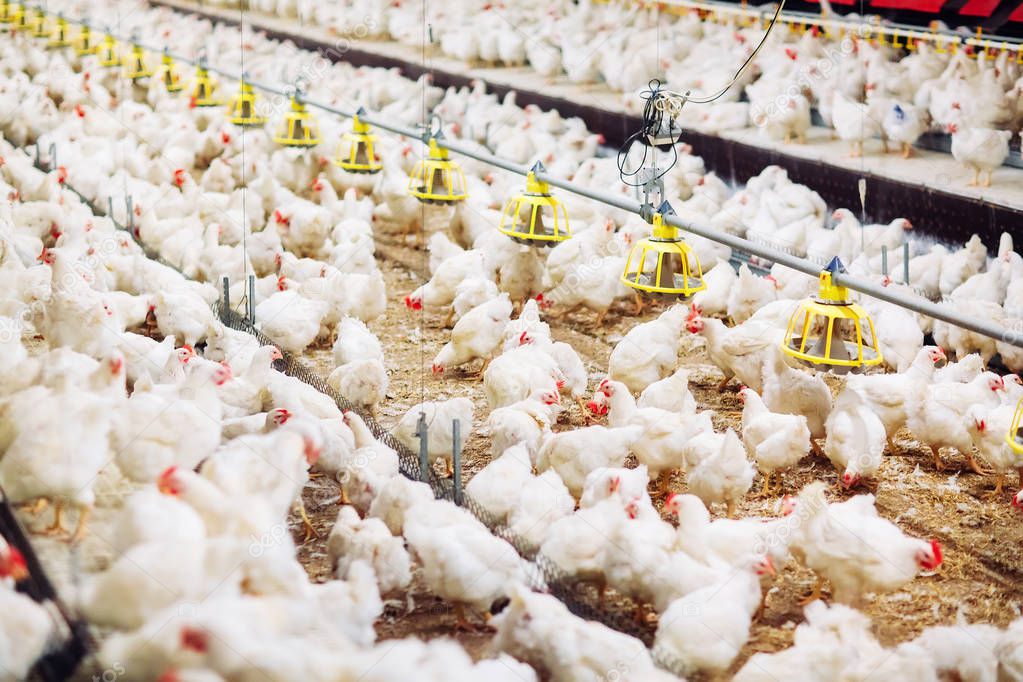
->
[{"left": 739, "top": 387, "right": 811, "bottom": 496}]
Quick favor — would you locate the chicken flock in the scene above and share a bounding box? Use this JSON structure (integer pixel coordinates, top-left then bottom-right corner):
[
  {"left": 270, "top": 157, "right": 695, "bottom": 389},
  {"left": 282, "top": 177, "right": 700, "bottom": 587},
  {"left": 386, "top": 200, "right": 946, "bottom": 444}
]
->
[
  {"left": 0, "top": 0, "right": 1023, "bottom": 681},
  {"left": 228, "top": 0, "right": 1023, "bottom": 185}
]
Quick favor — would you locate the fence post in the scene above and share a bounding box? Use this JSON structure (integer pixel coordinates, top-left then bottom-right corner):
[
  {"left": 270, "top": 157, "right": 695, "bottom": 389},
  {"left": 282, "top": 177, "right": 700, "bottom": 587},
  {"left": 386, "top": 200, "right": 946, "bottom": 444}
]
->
[
  {"left": 125, "top": 195, "right": 134, "bottom": 236},
  {"left": 452, "top": 418, "right": 462, "bottom": 505},
  {"left": 221, "top": 276, "right": 230, "bottom": 321},
  {"left": 247, "top": 273, "right": 256, "bottom": 325},
  {"left": 881, "top": 245, "right": 887, "bottom": 276},
  {"left": 903, "top": 241, "right": 910, "bottom": 285},
  {"left": 415, "top": 413, "right": 429, "bottom": 483}
]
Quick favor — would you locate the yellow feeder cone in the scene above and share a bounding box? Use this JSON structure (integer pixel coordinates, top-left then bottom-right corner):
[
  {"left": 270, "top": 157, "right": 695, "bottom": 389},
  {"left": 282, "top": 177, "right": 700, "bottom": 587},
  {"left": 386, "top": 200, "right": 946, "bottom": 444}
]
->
[
  {"left": 28, "top": 7, "right": 47, "bottom": 38},
  {"left": 1007, "top": 397, "right": 1023, "bottom": 456},
  {"left": 780, "top": 257, "right": 884, "bottom": 374},
  {"left": 407, "top": 135, "right": 467, "bottom": 204},
  {"left": 158, "top": 50, "right": 184, "bottom": 92},
  {"left": 0, "top": 2, "right": 15, "bottom": 25},
  {"left": 189, "top": 63, "right": 220, "bottom": 107},
  {"left": 226, "top": 75, "right": 266, "bottom": 126},
  {"left": 73, "top": 24, "right": 98, "bottom": 56},
  {"left": 620, "top": 200, "right": 706, "bottom": 298},
  {"left": 47, "top": 15, "right": 70, "bottom": 48},
  {"left": 498, "top": 160, "right": 570, "bottom": 247},
  {"left": 273, "top": 93, "right": 320, "bottom": 147},
  {"left": 123, "top": 44, "right": 153, "bottom": 81},
  {"left": 98, "top": 34, "right": 119, "bottom": 68},
  {"left": 334, "top": 108, "right": 381, "bottom": 174}
]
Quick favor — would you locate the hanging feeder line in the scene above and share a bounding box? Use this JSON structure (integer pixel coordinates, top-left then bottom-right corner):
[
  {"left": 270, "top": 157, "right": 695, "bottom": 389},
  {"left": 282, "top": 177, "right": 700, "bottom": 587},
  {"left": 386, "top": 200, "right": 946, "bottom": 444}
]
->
[{"left": 39, "top": 12, "right": 1023, "bottom": 351}]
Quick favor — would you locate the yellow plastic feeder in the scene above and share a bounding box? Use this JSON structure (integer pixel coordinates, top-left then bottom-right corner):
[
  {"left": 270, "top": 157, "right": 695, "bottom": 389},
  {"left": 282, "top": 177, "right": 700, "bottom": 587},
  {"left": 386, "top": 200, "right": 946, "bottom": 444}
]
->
[
  {"left": 407, "top": 136, "right": 466, "bottom": 204},
  {"left": 158, "top": 51, "right": 183, "bottom": 92},
  {"left": 334, "top": 108, "right": 381, "bottom": 174},
  {"left": 274, "top": 93, "right": 320, "bottom": 147},
  {"left": 620, "top": 201, "right": 706, "bottom": 298},
  {"left": 28, "top": 7, "right": 47, "bottom": 38},
  {"left": 781, "top": 257, "right": 883, "bottom": 374},
  {"left": 1007, "top": 397, "right": 1023, "bottom": 456},
  {"left": 123, "top": 45, "right": 152, "bottom": 81},
  {"left": 10, "top": 4, "right": 27, "bottom": 31},
  {"left": 73, "top": 24, "right": 97, "bottom": 55},
  {"left": 226, "top": 75, "right": 265, "bottom": 126},
  {"left": 498, "top": 160, "right": 570, "bottom": 247},
  {"left": 46, "top": 15, "right": 70, "bottom": 47},
  {"left": 189, "top": 63, "right": 219, "bottom": 107},
  {"left": 98, "top": 34, "right": 120, "bottom": 68},
  {"left": 0, "top": 2, "right": 15, "bottom": 24}
]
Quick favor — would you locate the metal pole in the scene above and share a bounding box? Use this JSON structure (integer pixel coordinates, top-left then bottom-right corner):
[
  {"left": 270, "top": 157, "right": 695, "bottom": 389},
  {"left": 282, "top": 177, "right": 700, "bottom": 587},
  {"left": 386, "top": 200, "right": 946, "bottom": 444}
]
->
[
  {"left": 221, "top": 275, "right": 230, "bottom": 320},
  {"left": 881, "top": 245, "right": 887, "bottom": 277},
  {"left": 903, "top": 242, "right": 910, "bottom": 285},
  {"left": 41, "top": 13, "right": 1023, "bottom": 352},
  {"left": 247, "top": 273, "right": 255, "bottom": 325},
  {"left": 415, "top": 413, "right": 429, "bottom": 483},
  {"left": 452, "top": 419, "right": 462, "bottom": 505}
]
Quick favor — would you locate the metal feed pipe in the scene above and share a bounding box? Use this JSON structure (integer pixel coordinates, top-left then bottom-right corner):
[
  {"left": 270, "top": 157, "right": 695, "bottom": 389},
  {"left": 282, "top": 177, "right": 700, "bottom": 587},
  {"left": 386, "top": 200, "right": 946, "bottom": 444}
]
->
[{"left": 35, "top": 12, "right": 1023, "bottom": 352}]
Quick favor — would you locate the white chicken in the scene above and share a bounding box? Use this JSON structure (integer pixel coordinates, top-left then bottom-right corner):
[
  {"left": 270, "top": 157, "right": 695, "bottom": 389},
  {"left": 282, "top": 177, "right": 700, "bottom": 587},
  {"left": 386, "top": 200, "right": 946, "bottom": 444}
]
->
[
  {"left": 824, "top": 387, "right": 888, "bottom": 489},
  {"left": 687, "top": 428, "right": 755, "bottom": 517},
  {"left": 739, "top": 387, "right": 811, "bottom": 496},
  {"left": 392, "top": 397, "right": 474, "bottom": 476}
]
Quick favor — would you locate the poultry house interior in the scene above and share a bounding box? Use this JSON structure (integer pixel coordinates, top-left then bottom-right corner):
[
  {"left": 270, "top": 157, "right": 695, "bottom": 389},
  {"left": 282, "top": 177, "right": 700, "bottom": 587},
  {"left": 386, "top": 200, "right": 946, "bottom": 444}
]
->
[{"left": 2, "top": 0, "right": 1023, "bottom": 680}]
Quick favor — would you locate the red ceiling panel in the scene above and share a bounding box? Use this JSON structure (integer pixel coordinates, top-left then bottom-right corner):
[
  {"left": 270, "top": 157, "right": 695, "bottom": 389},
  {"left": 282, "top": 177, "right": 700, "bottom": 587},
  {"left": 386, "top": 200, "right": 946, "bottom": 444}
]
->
[
  {"left": 958, "top": 0, "right": 1000, "bottom": 15},
  {"left": 868, "top": 0, "right": 948, "bottom": 10},
  {"left": 1011, "top": 2, "right": 1023, "bottom": 21}
]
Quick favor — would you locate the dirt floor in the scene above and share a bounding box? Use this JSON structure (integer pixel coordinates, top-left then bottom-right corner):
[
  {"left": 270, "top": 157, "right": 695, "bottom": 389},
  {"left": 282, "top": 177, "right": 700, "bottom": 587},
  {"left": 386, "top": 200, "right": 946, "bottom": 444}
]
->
[{"left": 284, "top": 218, "right": 1023, "bottom": 680}]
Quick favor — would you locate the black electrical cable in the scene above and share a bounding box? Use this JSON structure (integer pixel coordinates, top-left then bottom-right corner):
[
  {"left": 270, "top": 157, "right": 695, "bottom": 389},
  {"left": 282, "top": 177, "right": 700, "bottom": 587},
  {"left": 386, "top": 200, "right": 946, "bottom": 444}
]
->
[{"left": 616, "top": 79, "right": 681, "bottom": 189}]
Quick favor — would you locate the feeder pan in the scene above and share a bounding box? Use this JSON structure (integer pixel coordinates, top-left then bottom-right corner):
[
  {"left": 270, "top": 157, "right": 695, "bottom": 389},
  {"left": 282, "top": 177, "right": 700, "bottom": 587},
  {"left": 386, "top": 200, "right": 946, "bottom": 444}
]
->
[
  {"left": 73, "top": 25, "right": 97, "bottom": 55},
  {"left": 123, "top": 45, "right": 152, "bottom": 81},
  {"left": 781, "top": 257, "right": 883, "bottom": 374},
  {"left": 97, "top": 34, "right": 119, "bottom": 68},
  {"left": 189, "top": 64, "right": 219, "bottom": 107},
  {"left": 226, "top": 76, "right": 265, "bottom": 126},
  {"left": 273, "top": 93, "right": 320, "bottom": 147},
  {"left": 334, "top": 109, "right": 381, "bottom": 174},
  {"left": 158, "top": 51, "right": 183, "bottom": 92},
  {"left": 46, "top": 16, "right": 69, "bottom": 47},
  {"left": 0, "top": 2, "right": 15, "bottom": 24},
  {"left": 620, "top": 201, "right": 706, "bottom": 298},
  {"left": 407, "top": 135, "right": 466, "bottom": 204},
  {"left": 28, "top": 7, "right": 47, "bottom": 38},
  {"left": 498, "top": 160, "right": 570, "bottom": 247},
  {"left": 1007, "top": 397, "right": 1023, "bottom": 455},
  {"left": 11, "top": 4, "right": 27, "bottom": 31}
]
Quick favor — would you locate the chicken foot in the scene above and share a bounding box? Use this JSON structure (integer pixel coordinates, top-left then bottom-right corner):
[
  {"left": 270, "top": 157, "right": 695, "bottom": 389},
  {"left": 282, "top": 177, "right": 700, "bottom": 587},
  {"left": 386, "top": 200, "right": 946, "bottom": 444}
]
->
[
  {"left": 631, "top": 292, "right": 647, "bottom": 316},
  {"left": 754, "top": 472, "right": 773, "bottom": 498},
  {"left": 968, "top": 168, "right": 980, "bottom": 187},
  {"left": 930, "top": 445, "right": 945, "bottom": 472},
  {"left": 716, "top": 375, "right": 733, "bottom": 392},
  {"left": 798, "top": 575, "right": 826, "bottom": 605},
  {"left": 18, "top": 497, "right": 49, "bottom": 515},
  {"left": 453, "top": 603, "right": 485, "bottom": 632},
  {"left": 40, "top": 499, "right": 68, "bottom": 538},
  {"left": 988, "top": 473, "right": 1006, "bottom": 498},
  {"left": 966, "top": 451, "right": 991, "bottom": 476},
  {"left": 901, "top": 142, "right": 913, "bottom": 159}
]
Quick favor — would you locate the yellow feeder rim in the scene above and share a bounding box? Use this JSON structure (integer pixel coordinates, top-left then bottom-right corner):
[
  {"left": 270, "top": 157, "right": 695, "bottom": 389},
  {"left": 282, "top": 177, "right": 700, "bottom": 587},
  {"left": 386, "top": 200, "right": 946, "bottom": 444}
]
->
[
  {"left": 1007, "top": 397, "right": 1023, "bottom": 455},
  {"left": 158, "top": 51, "right": 184, "bottom": 92},
  {"left": 334, "top": 110, "right": 381, "bottom": 174},
  {"left": 273, "top": 94, "right": 321, "bottom": 147},
  {"left": 189, "top": 64, "right": 220, "bottom": 107},
  {"left": 98, "top": 34, "right": 120, "bottom": 68},
  {"left": 28, "top": 7, "right": 47, "bottom": 38},
  {"left": 46, "top": 16, "right": 70, "bottom": 47},
  {"left": 226, "top": 77, "right": 266, "bottom": 126},
  {"left": 73, "top": 25, "right": 97, "bottom": 55},
  {"left": 780, "top": 258, "right": 884, "bottom": 371},
  {"left": 620, "top": 202, "right": 706, "bottom": 297},
  {"left": 498, "top": 160, "right": 571, "bottom": 246},
  {"left": 407, "top": 136, "right": 467, "bottom": 204},
  {"left": 123, "top": 45, "right": 153, "bottom": 81}
]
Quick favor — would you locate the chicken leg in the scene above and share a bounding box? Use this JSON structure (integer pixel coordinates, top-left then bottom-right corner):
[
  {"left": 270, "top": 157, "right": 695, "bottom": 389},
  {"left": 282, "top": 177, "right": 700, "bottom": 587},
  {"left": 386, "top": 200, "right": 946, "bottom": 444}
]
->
[
  {"left": 755, "top": 472, "right": 773, "bottom": 498},
  {"left": 726, "top": 499, "right": 737, "bottom": 518},
  {"left": 930, "top": 445, "right": 945, "bottom": 472},
  {"left": 716, "top": 375, "right": 733, "bottom": 392},
  {"left": 968, "top": 168, "right": 980, "bottom": 187},
  {"left": 594, "top": 309, "right": 608, "bottom": 327},
  {"left": 41, "top": 499, "right": 67, "bottom": 537},
  {"left": 982, "top": 170, "right": 993, "bottom": 187},
  {"left": 966, "top": 452, "right": 991, "bottom": 476},
  {"left": 69, "top": 505, "right": 90, "bottom": 544},
  {"left": 988, "top": 473, "right": 1005, "bottom": 498},
  {"left": 297, "top": 500, "right": 318, "bottom": 542},
  {"left": 453, "top": 603, "right": 478, "bottom": 632},
  {"left": 632, "top": 292, "right": 647, "bottom": 316},
  {"left": 901, "top": 142, "right": 912, "bottom": 159}
]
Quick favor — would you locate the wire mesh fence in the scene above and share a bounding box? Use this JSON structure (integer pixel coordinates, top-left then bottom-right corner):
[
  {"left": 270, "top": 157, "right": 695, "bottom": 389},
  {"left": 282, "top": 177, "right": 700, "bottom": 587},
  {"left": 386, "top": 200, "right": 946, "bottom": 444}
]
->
[{"left": 210, "top": 303, "right": 695, "bottom": 666}]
